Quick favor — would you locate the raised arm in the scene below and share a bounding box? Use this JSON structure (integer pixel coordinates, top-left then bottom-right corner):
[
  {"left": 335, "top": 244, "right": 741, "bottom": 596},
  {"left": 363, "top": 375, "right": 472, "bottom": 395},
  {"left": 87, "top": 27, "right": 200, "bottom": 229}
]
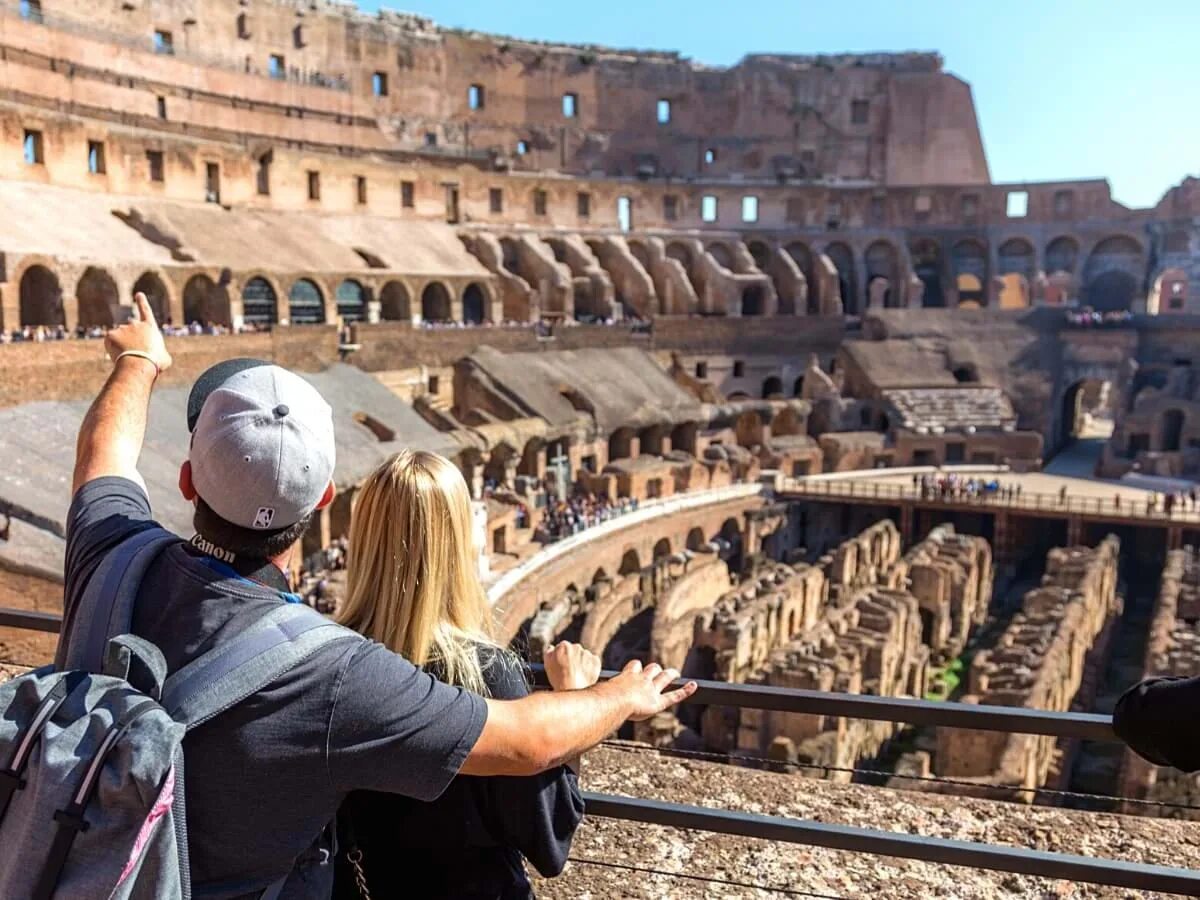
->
[
  {"left": 460, "top": 659, "right": 695, "bottom": 776},
  {"left": 72, "top": 293, "right": 173, "bottom": 494}
]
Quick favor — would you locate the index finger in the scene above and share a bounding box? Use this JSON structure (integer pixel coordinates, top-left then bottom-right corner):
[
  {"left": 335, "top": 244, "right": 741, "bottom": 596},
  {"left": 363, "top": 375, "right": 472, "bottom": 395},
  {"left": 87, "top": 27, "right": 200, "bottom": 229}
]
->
[{"left": 134, "top": 291, "right": 156, "bottom": 325}]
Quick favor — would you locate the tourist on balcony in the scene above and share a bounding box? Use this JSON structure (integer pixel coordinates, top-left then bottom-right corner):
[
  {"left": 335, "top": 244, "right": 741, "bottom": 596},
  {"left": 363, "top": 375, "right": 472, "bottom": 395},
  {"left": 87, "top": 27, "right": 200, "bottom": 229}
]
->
[
  {"left": 334, "top": 450, "right": 594, "bottom": 899},
  {"left": 61, "top": 295, "right": 695, "bottom": 896}
]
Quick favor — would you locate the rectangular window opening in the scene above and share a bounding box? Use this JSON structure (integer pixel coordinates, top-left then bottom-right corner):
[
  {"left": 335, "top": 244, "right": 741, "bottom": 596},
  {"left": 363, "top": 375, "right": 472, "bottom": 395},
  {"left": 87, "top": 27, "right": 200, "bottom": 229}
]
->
[
  {"left": 372, "top": 72, "right": 389, "bottom": 97},
  {"left": 307, "top": 170, "right": 320, "bottom": 201},
  {"left": 704, "top": 148, "right": 716, "bottom": 165},
  {"left": 256, "top": 150, "right": 272, "bottom": 196},
  {"left": 468, "top": 84, "right": 485, "bottom": 110},
  {"left": 146, "top": 150, "right": 164, "bottom": 183},
  {"left": 1006, "top": 190, "right": 1029, "bottom": 218},
  {"left": 850, "top": 99, "right": 869, "bottom": 125},
  {"left": 516, "top": 140, "right": 529, "bottom": 156},
  {"left": 617, "top": 196, "right": 633, "bottom": 233},
  {"left": 87, "top": 140, "right": 106, "bottom": 175},
  {"left": 205, "top": 162, "right": 220, "bottom": 204},
  {"left": 489, "top": 187, "right": 503, "bottom": 214},
  {"left": 701, "top": 195, "right": 718, "bottom": 223},
  {"left": 656, "top": 98, "right": 671, "bottom": 124},
  {"left": 355, "top": 175, "right": 368, "bottom": 206},
  {"left": 663, "top": 195, "right": 678, "bottom": 222},
  {"left": 156, "top": 96, "right": 167, "bottom": 120},
  {"left": 153, "top": 30, "right": 174, "bottom": 55},
  {"left": 401, "top": 180, "right": 415, "bottom": 209},
  {"left": 563, "top": 93, "right": 578, "bottom": 118},
  {"left": 577, "top": 192, "right": 591, "bottom": 219},
  {"left": 532, "top": 189, "right": 547, "bottom": 217},
  {"left": 268, "top": 54, "right": 285, "bottom": 80},
  {"left": 741, "top": 195, "right": 759, "bottom": 223},
  {"left": 23, "top": 129, "right": 43, "bottom": 165}
]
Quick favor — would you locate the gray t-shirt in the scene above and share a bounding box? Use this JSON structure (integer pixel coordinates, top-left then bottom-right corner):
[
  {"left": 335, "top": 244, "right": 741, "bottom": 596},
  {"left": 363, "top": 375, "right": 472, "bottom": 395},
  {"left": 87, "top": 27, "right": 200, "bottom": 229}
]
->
[{"left": 63, "top": 477, "right": 488, "bottom": 899}]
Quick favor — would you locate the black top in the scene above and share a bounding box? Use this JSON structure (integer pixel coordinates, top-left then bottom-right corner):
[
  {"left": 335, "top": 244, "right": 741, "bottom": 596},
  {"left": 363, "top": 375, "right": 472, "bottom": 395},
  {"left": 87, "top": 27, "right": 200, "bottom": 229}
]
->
[
  {"left": 334, "top": 648, "right": 585, "bottom": 900},
  {"left": 1114, "top": 674, "right": 1200, "bottom": 771}
]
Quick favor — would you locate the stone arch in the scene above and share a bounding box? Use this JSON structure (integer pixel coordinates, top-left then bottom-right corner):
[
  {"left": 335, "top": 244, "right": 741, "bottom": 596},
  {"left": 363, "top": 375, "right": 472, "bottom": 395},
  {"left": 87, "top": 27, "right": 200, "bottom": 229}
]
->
[
  {"left": 762, "top": 375, "right": 783, "bottom": 398},
  {"left": 951, "top": 240, "right": 988, "bottom": 307},
  {"left": 1045, "top": 236, "right": 1079, "bottom": 275},
  {"left": 288, "top": 278, "right": 326, "bottom": 325},
  {"left": 379, "top": 281, "right": 411, "bottom": 321},
  {"left": 75, "top": 266, "right": 119, "bottom": 329},
  {"left": 706, "top": 242, "right": 735, "bottom": 271},
  {"left": 998, "top": 238, "right": 1036, "bottom": 280},
  {"left": 653, "top": 537, "right": 672, "bottom": 559},
  {"left": 18, "top": 264, "right": 64, "bottom": 328},
  {"left": 421, "top": 282, "right": 453, "bottom": 322},
  {"left": 1083, "top": 236, "right": 1145, "bottom": 311},
  {"left": 746, "top": 240, "right": 771, "bottom": 271},
  {"left": 686, "top": 527, "right": 707, "bottom": 551},
  {"left": 591, "top": 567, "right": 610, "bottom": 586},
  {"left": 666, "top": 241, "right": 703, "bottom": 297},
  {"left": 718, "top": 517, "right": 744, "bottom": 569},
  {"left": 132, "top": 271, "right": 171, "bottom": 324},
  {"left": 628, "top": 240, "right": 653, "bottom": 272},
  {"left": 498, "top": 238, "right": 521, "bottom": 275},
  {"left": 240, "top": 275, "right": 279, "bottom": 326},
  {"left": 183, "top": 274, "right": 232, "bottom": 327},
  {"left": 618, "top": 548, "right": 642, "bottom": 577},
  {"left": 825, "top": 242, "right": 857, "bottom": 314},
  {"left": 909, "top": 238, "right": 945, "bottom": 308},
  {"left": 864, "top": 240, "right": 900, "bottom": 309},
  {"left": 462, "top": 282, "right": 487, "bottom": 324},
  {"left": 783, "top": 242, "right": 817, "bottom": 314},
  {"left": 335, "top": 279, "right": 367, "bottom": 323}
]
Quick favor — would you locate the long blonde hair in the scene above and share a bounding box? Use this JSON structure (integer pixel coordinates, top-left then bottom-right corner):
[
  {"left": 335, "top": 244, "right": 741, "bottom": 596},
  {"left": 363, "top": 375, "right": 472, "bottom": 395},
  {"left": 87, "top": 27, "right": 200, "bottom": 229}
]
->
[{"left": 337, "top": 450, "right": 499, "bottom": 695}]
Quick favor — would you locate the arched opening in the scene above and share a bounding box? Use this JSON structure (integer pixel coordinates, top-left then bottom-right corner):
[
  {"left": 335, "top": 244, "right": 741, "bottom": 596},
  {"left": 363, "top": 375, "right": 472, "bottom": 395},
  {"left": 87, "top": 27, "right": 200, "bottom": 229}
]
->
[
  {"left": 1058, "top": 378, "right": 1115, "bottom": 451},
  {"left": 686, "top": 527, "right": 706, "bottom": 551},
  {"left": 240, "top": 276, "right": 278, "bottom": 326},
  {"left": 132, "top": 272, "right": 170, "bottom": 324},
  {"left": 75, "top": 267, "right": 119, "bottom": 329},
  {"left": 420, "top": 282, "right": 452, "bottom": 323},
  {"left": 784, "top": 242, "right": 817, "bottom": 315},
  {"left": 998, "top": 273, "right": 1031, "bottom": 309},
  {"left": 335, "top": 279, "right": 367, "bottom": 323},
  {"left": 865, "top": 241, "right": 899, "bottom": 309},
  {"left": 741, "top": 286, "right": 765, "bottom": 316},
  {"left": 379, "top": 281, "right": 411, "bottom": 321},
  {"left": 1150, "top": 268, "right": 1189, "bottom": 315},
  {"left": 909, "top": 239, "right": 945, "bottom": 308},
  {"left": 1162, "top": 409, "right": 1185, "bottom": 453},
  {"left": 718, "top": 517, "right": 744, "bottom": 572},
  {"left": 483, "top": 443, "right": 517, "bottom": 488},
  {"left": 628, "top": 241, "right": 653, "bottom": 273},
  {"left": 18, "top": 265, "right": 64, "bottom": 327},
  {"left": 747, "top": 240, "right": 771, "bottom": 271},
  {"left": 462, "top": 283, "right": 486, "bottom": 324},
  {"left": 618, "top": 549, "right": 642, "bottom": 577},
  {"left": 1045, "top": 236, "right": 1079, "bottom": 275},
  {"left": 608, "top": 427, "right": 635, "bottom": 462},
  {"left": 762, "top": 375, "right": 783, "bottom": 398},
  {"left": 288, "top": 279, "right": 326, "bottom": 325},
  {"left": 706, "top": 242, "right": 735, "bottom": 271},
  {"left": 825, "top": 243, "right": 856, "bottom": 314},
  {"left": 1083, "top": 236, "right": 1144, "bottom": 312},
  {"left": 951, "top": 240, "right": 988, "bottom": 307},
  {"left": 183, "top": 274, "right": 232, "bottom": 327},
  {"left": 666, "top": 242, "right": 703, "bottom": 297},
  {"left": 591, "top": 567, "right": 610, "bottom": 586},
  {"left": 998, "top": 238, "right": 1036, "bottom": 282},
  {"left": 793, "top": 375, "right": 805, "bottom": 397},
  {"left": 498, "top": 238, "right": 521, "bottom": 275},
  {"left": 601, "top": 607, "right": 654, "bottom": 678},
  {"left": 1086, "top": 271, "right": 1139, "bottom": 313},
  {"left": 653, "top": 538, "right": 672, "bottom": 560}
]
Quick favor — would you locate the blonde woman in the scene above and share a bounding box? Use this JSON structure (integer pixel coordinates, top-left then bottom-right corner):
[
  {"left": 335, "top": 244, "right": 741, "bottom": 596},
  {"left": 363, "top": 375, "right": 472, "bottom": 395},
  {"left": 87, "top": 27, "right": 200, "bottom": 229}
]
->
[{"left": 334, "top": 450, "right": 597, "bottom": 900}]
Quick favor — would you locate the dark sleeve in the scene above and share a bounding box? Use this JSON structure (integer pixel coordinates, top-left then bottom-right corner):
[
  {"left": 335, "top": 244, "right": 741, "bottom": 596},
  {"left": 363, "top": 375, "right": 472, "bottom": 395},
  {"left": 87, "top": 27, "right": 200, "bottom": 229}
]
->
[
  {"left": 62, "top": 476, "right": 158, "bottom": 626},
  {"left": 327, "top": 640, "right": 488, "bottom": 802},
  {"left": 1113, "top": 675, "right": 1200, "bottom": 770},
  {"left": 476, "top": 652, "right": 585, "bottom": 878}
]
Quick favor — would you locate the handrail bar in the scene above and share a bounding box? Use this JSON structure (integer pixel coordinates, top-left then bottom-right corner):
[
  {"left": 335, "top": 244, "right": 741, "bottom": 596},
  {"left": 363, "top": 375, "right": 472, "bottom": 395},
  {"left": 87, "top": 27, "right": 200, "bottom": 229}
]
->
[
  {"left": 581, "top": 792, "right": 1200, "bottom": 896},
  {"left": 531, "top": 667, "right": 1115, "bottom": 741}
]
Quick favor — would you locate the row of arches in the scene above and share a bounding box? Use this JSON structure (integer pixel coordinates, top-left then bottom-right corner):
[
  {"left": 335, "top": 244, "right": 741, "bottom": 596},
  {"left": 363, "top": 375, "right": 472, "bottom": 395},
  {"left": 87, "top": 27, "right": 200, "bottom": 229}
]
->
[{"left": 15, "top": 263, "right": 491, "bottom": 328}]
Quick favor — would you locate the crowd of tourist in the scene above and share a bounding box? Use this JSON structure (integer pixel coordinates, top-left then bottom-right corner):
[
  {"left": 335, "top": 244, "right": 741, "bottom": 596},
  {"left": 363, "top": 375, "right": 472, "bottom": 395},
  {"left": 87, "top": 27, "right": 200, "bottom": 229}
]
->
[
  {"left": 296, "top": 536, "right": 349, "bottom": 614},
  {"left": 535, "top": 492, "right": 639, "bottom": 542},
  {"left": 1, "top": 320, "right": 266, "bottom": 343},
  {"left": 914, "top": 473, "right": 1022, "bottom": 502},
  {"left": 1065, "top": 307, "right": 1136, "bottom": 327}
]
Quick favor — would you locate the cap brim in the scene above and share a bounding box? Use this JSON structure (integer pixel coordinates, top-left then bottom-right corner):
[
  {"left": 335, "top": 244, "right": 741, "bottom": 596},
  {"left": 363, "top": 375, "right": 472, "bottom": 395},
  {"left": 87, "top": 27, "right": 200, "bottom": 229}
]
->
[{"left": 187, "top": 358, "right": 272, "bottom": 432}]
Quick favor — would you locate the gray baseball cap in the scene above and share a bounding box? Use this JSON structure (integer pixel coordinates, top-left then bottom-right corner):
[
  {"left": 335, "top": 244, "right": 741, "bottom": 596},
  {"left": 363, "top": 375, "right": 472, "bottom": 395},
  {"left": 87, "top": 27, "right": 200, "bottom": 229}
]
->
[{"left": 187, "top": 359, "right": 336, "bottom": 531}]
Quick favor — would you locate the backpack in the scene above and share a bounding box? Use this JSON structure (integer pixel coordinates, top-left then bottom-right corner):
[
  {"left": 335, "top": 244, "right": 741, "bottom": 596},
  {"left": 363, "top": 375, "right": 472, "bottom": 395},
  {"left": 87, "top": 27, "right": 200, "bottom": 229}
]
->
[{"left": 0, "top": 527, "right": 354, "bottom": 900}]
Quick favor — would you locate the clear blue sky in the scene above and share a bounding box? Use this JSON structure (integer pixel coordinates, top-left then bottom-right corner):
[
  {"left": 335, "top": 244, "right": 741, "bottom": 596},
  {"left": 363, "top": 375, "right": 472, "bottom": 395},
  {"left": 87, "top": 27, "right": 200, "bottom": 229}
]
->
[{"left": 360, "top": 0, "right": 1199, "bottom": 209}]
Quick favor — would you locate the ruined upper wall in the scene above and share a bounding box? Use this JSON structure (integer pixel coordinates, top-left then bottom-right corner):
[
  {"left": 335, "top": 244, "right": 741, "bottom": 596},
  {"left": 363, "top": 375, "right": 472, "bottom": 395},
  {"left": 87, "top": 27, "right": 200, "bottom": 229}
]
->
[{"left": 15, "top": 0, "right": 987, "bottom": 185}]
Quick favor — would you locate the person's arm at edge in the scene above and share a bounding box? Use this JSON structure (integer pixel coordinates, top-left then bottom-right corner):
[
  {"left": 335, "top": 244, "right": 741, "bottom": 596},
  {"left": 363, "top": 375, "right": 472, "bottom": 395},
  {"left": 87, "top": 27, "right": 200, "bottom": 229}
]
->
[
  {"left": 461, "top": 660, "right": 695, "bottom": 777},
  {"left": 72, "top": 293, "right": 172, "bottom": 494}
]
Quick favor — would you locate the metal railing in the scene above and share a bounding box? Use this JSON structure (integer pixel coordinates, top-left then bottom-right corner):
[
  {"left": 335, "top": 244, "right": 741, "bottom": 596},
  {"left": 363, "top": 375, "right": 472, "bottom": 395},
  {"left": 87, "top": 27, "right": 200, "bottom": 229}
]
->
[
  {"left": 4, "top": 613, "right": 1198, "bottom": 894},
  {"left": 783, "top": 475, "right": 1200, "bottom": 523}
]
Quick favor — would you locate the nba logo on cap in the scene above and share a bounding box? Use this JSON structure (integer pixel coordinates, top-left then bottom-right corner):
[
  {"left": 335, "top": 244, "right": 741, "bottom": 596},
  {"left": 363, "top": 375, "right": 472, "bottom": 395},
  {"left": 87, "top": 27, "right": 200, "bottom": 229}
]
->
[{"left": 253, "top": 507, "right": 276, "bottom": 529}]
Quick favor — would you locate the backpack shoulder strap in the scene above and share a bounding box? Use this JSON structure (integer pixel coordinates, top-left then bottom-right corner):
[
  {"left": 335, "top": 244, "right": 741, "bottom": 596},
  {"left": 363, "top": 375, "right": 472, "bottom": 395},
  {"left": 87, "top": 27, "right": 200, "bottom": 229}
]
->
[
  {"left": 161, "top": 603, "right": 357, "bottom": 730},
  {"left": 58, "top": 527, "right": 177, "bottom": 673}
]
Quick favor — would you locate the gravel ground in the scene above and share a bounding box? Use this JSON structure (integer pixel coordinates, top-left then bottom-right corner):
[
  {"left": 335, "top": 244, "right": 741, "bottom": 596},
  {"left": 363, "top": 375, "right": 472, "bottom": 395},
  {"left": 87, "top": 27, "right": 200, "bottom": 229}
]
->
[{"left": 533, "top": 744, "right": 1200, "bottom": 900}]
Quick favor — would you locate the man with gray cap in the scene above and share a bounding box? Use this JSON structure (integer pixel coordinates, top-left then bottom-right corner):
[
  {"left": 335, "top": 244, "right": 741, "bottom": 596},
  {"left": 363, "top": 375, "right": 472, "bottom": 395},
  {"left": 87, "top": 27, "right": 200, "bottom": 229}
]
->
[{"left": 64, "top": 294, "right": 696, "bottom": 898}]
